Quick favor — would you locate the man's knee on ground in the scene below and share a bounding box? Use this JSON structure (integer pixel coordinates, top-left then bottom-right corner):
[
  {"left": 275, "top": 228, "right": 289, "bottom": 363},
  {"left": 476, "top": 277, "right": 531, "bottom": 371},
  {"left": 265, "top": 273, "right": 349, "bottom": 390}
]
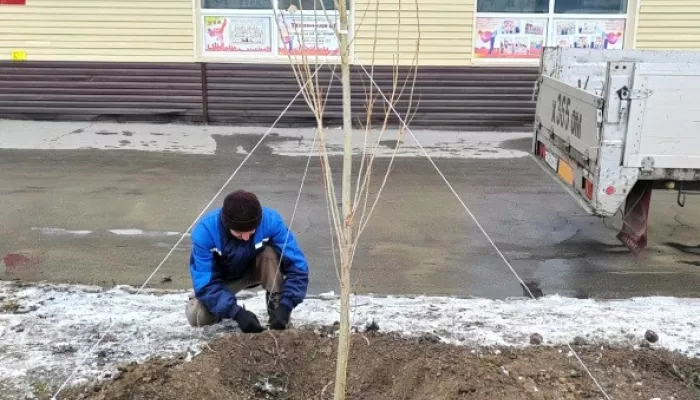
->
[{"left": 185, "top": 296, "right": 218, "bottom": 327}]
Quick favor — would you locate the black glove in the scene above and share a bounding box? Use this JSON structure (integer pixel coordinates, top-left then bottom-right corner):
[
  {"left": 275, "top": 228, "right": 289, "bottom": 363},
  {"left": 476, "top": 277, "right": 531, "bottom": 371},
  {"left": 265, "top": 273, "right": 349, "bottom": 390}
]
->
[
  {"left": 270, "top": 305, "right": 291, "bottom": 330},
  {"left": 234, "top": 308, "right": 264, "bottom": 333}
]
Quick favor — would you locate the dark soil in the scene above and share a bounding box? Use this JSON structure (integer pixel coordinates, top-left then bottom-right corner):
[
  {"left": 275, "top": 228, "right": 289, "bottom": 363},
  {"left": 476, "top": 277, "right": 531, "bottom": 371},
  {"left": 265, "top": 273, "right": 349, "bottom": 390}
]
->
[{"left": 65, "top": 329, "right": 700, "bottom": 400}]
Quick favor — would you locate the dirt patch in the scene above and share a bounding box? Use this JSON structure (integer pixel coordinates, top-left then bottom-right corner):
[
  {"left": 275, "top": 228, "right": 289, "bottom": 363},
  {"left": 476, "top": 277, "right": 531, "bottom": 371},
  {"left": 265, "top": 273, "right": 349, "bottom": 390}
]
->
[{"left": 64, "top": 329, "right": 700, "bottom": 400}]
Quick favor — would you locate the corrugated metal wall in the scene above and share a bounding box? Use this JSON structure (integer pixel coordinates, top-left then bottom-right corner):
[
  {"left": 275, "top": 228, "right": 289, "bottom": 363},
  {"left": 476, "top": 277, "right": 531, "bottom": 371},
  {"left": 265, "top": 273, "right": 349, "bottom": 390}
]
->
[
  {"left": 0, "top": 62, "right": 203, "bottom": 121},
  {"left": 353, "top": 0, "right": 474, "bottom": 66},
  {"left": 0, "top": 61, "right": 536, "bottom": 129},
  {"left": 636, "top": 0, "right": 700, "bottom": 49},
  {"left": 0, "top": 0, "right": 193, "bottom": 62}
]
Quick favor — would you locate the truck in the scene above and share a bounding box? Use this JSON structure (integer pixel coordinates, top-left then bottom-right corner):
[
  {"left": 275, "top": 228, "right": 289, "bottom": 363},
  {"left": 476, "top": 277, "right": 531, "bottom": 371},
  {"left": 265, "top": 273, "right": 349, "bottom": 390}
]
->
[{"left": 531, "top": 48, "right": 700, "bottom": 253}]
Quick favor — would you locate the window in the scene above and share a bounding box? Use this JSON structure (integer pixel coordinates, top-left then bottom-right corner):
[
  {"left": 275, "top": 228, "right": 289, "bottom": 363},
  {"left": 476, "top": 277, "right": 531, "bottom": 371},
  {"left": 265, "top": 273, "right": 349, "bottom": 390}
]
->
[
  {"left": 201, "top": 0, "right": 344, "bottom": 57},
  {"left": 555, "top": 0, "right": 627, "bottom": 13},
  {"left": 474, "top": 0, "right": 628, "bottom": 60},
  {"left": 477, "top": 0, "right": 549, "bottom": 13}
]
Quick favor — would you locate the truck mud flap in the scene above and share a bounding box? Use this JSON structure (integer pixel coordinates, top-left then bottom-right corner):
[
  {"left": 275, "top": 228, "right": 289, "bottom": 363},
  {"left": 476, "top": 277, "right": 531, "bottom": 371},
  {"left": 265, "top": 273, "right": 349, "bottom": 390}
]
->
[{"left": 617, "top": 181, "right": 652, "bottom": 255}]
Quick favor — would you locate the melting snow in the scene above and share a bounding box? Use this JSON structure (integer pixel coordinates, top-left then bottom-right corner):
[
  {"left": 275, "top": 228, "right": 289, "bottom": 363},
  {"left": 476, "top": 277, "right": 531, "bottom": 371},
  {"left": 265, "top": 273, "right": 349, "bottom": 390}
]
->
[
  {"left": 1, "top": 282, "right": 699, "bottom": 398},
  {"left": 30, "top": 228, "right": 93, "bottom": 236}
]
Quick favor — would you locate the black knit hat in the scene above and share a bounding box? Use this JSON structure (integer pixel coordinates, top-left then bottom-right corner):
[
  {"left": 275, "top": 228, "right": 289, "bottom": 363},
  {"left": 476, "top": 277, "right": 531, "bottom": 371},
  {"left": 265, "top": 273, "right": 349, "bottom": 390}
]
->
[{"left": 221, "top": 190, "right": 262, "bottom": 232}]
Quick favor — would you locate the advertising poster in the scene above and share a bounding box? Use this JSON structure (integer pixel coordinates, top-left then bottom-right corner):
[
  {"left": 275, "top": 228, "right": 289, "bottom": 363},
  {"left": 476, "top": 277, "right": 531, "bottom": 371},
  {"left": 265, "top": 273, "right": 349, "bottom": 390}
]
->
[
  {"left": 277, "top": 13, "right": 340, "bottom": 56},
  {"left": 474, "top": 17, "right": 547, "bottom": 59},
  {"left": 203, "top": 16, "right": 273, "bottom": 53},
  {"left": 554, "top": 19, "right": 625, "bottom": 50}
]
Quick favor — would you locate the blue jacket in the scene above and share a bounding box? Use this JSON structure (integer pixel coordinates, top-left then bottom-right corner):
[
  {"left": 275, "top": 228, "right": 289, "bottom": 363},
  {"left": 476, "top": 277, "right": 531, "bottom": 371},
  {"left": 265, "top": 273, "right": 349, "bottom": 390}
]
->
[{"left": 188, "top": 206, "right": 309, "bottom": 320}]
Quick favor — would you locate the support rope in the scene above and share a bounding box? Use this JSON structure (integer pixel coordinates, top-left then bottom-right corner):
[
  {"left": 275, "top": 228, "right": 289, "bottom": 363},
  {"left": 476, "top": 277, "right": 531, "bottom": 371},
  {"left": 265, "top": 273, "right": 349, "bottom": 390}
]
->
[
  {"left": 50, "top": 60, "right": 330, "bottom": 400},
  {"left": 354, "top": 61, "right": 613, "bottom": 400}
]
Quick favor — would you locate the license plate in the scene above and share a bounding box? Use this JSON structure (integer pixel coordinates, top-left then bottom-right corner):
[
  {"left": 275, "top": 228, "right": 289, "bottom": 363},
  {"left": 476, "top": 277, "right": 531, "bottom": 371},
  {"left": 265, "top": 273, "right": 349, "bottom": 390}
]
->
[
  {"left": 557, "top": 159, "right": 574, "bottom": 185},
  {"left": 545, "top": 151, "right": 558, "bottom": 172}
]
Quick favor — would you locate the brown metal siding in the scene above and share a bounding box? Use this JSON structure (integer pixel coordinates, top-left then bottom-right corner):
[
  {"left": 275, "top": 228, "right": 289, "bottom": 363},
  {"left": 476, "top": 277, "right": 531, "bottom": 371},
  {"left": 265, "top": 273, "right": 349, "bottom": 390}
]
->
[
  {"left": 0, "top": 62, "right": 203, "bottom": 122},
  {"left": 0, "top": 61, "right": 537, "bottom": 129}
]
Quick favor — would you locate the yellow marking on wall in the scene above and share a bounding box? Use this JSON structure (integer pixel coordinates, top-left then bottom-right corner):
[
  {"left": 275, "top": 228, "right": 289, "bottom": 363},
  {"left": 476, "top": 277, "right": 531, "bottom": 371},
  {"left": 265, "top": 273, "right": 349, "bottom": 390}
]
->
[{"left": 11, "top": 50, "right": 27, "bottom": 61}]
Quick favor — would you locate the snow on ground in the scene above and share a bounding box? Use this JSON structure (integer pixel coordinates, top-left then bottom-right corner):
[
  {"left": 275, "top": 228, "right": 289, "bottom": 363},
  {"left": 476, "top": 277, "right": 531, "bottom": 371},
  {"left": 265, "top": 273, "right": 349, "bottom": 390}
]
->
[
  {"left": 1, "top": 281, "right": 699, "bottom": 398},
  {"left": 0, "top": 120, "right": 530, "bottom": 159}
]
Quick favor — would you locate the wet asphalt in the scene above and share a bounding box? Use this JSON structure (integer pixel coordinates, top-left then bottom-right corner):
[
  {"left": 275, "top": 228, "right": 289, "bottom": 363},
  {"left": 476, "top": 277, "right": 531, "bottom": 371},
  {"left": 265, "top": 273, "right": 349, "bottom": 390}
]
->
[{"left": 1, "top": 135, "right": 700, "bottom": 299}]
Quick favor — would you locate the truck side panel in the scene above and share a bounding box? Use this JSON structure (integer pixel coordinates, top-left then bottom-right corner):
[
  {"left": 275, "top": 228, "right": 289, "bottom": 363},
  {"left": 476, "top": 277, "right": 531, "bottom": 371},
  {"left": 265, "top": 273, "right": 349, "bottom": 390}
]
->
[
  {"left": 624, "top": 63, "right": 700, "bottom": 170},
  {"left": 536, "top": 76, "right": 603, "bottom": 163}
]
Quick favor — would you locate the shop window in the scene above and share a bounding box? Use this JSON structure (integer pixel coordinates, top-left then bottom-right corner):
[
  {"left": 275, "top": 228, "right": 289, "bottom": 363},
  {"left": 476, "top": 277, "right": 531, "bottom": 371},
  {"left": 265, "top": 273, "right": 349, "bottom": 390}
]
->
[
  {"left": 553, "top": 19, "right": 625, "bottom": 49},
  {"left": 477, "top": 0, "right": 549, "bottom": 13},
  {"left": 474, "top": 18, "right": 547, "bottom": 59},
  {"left": 201, "top": 0, "right": 343, "bottom": 58},
  {"left": 554, "top": 0, "right": 627, "bottom": 14},
  {"left": 474, "top": 0, "right": 628, "bottom": 61}
]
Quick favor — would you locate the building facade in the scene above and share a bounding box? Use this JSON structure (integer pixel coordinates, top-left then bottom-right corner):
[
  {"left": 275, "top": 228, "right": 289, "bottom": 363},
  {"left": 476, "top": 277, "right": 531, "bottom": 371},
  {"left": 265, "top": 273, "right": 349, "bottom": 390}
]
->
[{"left": 1, "top": 0, "right": 699, "bottom": 128}]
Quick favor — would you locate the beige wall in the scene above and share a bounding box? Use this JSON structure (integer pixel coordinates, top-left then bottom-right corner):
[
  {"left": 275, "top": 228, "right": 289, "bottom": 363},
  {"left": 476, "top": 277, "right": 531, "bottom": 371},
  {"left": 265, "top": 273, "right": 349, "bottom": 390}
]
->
[
  {"left": 636, "top": 0, "right": 700, "bottom": 49},
  {"left": 352, "top": 0, "right": 474, "bottom": 66},
  {"left": 5, "top": 0, "right": 700, "bottom": 66},
  {"left": 0, "top": 0, "right": 193, "bottom": 62}
]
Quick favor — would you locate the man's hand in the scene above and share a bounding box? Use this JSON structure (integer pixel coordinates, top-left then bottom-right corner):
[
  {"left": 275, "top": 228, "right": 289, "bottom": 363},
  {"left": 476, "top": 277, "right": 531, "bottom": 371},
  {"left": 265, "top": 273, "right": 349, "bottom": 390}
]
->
[
  {"left": 234, "top": 308, "right": 264, "bottom": 333},
  {"left": 270, "top": 305, "right": 291, "bottom": 330}
]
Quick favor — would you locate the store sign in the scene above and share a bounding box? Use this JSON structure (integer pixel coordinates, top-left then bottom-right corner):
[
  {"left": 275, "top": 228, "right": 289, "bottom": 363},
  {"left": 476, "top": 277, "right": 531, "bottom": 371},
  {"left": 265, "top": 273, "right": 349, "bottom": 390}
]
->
[
  {"left": 277, "top": 12, "right": 339, "bottom": 56},
  {"left": 0, "top": 0, "right": 26, "bottom": 4},
  {"left": 474, "top": 17, "right": 547, "bottom": 59},
  {"left": 554, "top": 19, "right": 625, "bottom": 50},
  {"left": 203, "top": 16, "right": 273, "bottom": 53}
]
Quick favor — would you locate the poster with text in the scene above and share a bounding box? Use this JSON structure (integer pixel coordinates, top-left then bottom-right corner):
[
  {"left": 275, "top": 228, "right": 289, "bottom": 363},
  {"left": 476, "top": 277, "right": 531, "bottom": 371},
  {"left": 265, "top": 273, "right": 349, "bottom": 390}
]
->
[
  {"left": 554, "top": 19, "right": 625, "bottom": 50},
  {"left": 474, "top": 17, "right": 547, "bottom": 59},
  {"left": 204, "top": 16, "right": 272, "bottom": 53},
  {"left": 277, "top": 12, "right": 339, "bottom": 56}
]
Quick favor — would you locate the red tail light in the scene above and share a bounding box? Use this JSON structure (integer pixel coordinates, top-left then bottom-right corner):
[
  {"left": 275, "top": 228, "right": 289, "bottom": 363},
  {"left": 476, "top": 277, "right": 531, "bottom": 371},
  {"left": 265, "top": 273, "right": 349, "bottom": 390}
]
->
[{"left": 584, "top": 179, "right": 593, "bottom": 200}]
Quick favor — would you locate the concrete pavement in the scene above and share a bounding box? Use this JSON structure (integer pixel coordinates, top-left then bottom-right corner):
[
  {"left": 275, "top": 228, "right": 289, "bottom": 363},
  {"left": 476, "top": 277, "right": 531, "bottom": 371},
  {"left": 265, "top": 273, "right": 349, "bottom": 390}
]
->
[{"left": 1, "top": 120, "right": 699, "bottom": 299}]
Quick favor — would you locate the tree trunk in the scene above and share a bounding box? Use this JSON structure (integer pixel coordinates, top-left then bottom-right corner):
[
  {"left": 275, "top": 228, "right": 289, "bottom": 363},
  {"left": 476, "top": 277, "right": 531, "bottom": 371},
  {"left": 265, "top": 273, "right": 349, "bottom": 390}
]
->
[
  {"left": 333, "top": 241, "right": 352, "bottom": 399},
  {"left": 333, "top": 0, "right": 353, "bottom": 397}
]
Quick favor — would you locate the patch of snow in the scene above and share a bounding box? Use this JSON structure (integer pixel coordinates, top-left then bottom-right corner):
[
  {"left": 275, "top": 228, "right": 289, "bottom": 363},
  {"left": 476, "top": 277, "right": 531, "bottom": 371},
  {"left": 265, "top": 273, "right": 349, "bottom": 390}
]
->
[
  {"left": 108, "top": 229, "right": 144, "bottom": 235},
  {"left": 236, "top": 145, "right": 249, "bottom": 155},
  {"left": 106, "top": 229, "right": 189, "bottom": 238},
  {"left": 318, "top": 291, "right": 337, "bottom": 300},
  {"left": 0, "top": 120, "right": 529, "bottom": 160},
  {"left": 1, "top": 282, "right": 699, "bottom": 397},
  {"left": 31, "top": 227, "right": 92, "bottom": 236}
]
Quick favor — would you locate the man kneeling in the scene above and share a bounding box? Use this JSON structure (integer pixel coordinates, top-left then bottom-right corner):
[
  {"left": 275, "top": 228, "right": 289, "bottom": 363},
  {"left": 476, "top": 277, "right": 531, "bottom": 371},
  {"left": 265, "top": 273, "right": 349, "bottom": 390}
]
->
[{"left": 185, "top": 189, "right": 309, "bottom": 333}]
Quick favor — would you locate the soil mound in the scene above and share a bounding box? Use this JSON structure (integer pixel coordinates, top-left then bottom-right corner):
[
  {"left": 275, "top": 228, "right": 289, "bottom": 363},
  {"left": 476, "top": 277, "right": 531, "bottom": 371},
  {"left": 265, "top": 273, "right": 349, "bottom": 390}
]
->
[{"left": 66, "top": 329, "right": 700, "bottom": 400}]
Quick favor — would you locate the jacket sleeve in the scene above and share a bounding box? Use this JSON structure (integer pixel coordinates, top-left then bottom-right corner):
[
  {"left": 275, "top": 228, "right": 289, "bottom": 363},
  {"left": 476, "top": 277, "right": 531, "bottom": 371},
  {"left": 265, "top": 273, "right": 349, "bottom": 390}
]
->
[
  {"left": 189, "top": 223, "right": 241, "bottom": 320},
  {"left": 268, "top": 211, "right": 309, "bottom": 311}
]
